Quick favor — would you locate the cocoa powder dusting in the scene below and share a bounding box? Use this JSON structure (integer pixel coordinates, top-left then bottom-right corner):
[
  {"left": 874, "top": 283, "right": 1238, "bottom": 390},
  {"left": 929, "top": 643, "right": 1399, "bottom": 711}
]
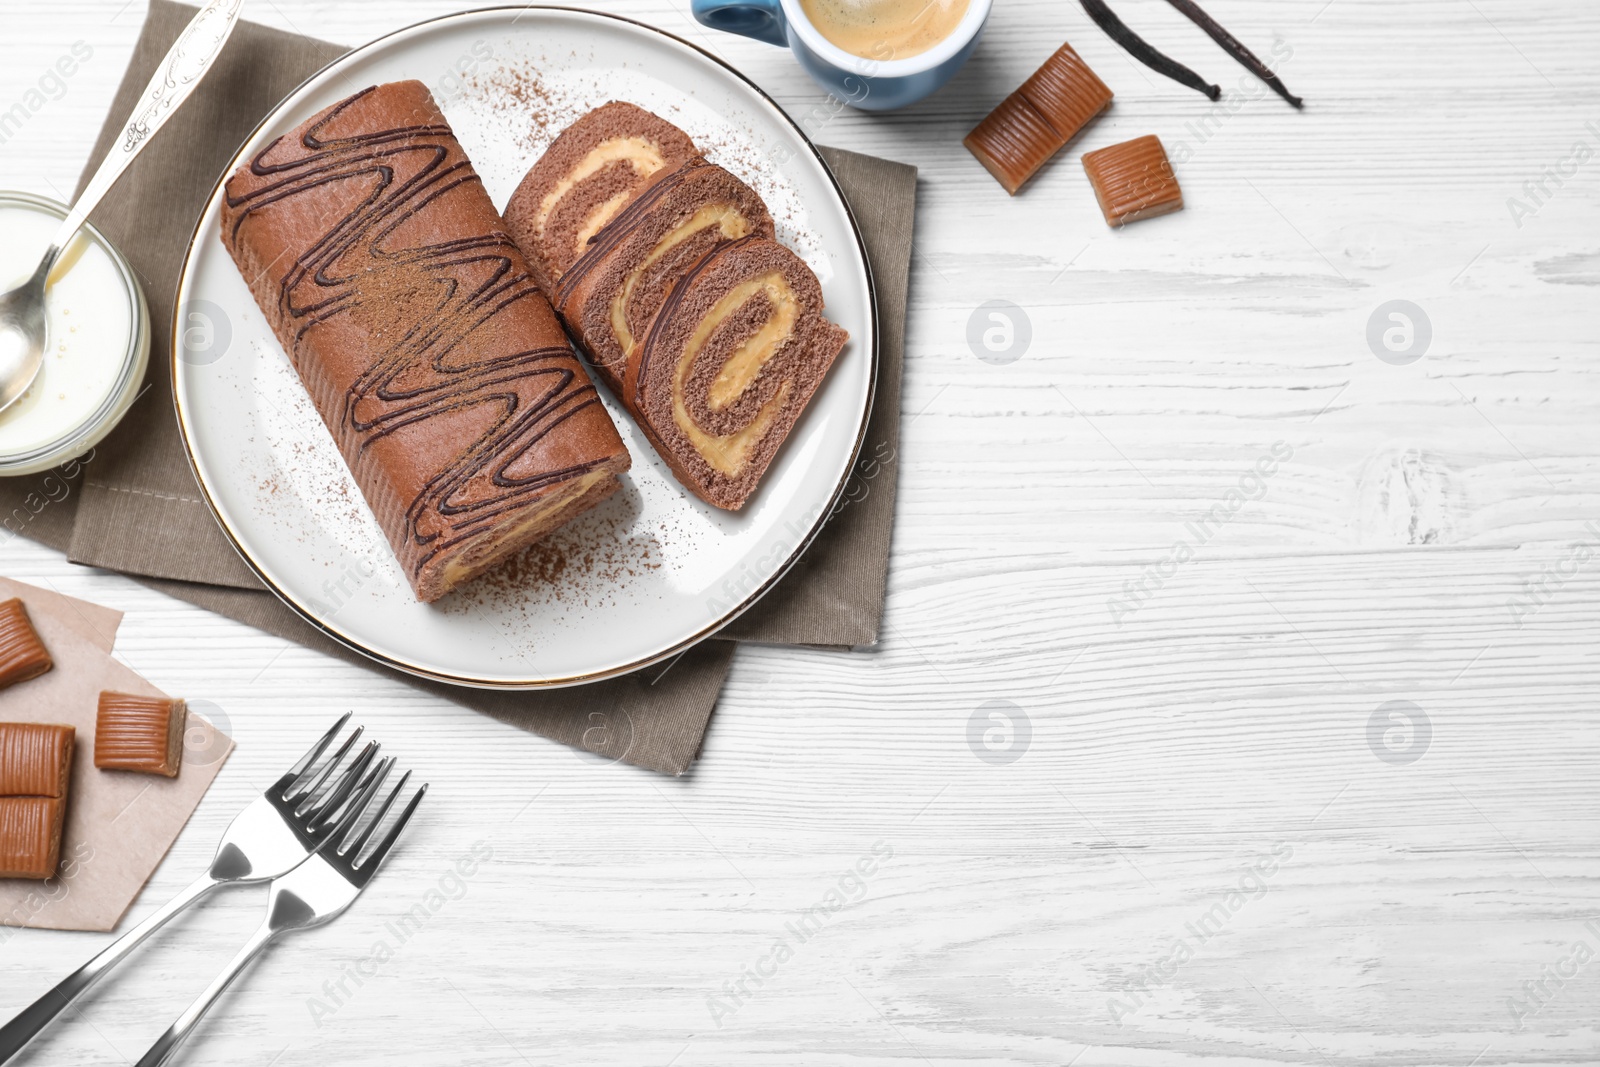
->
[{"left": 442, "top": 489, "right": 663, "bottom": 619}]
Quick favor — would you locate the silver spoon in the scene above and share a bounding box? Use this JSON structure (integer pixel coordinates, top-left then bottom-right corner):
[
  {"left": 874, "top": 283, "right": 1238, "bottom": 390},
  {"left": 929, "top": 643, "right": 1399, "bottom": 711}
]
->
[{"left": 0, "top": 0, "right": 245, "bottom": 415}]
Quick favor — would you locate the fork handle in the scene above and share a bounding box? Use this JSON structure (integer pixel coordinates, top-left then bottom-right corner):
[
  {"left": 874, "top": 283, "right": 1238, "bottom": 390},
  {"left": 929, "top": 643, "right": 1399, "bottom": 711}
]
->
[
  {"left": 0, "top": 874, "right": 220, "bottom": 1063},
  {"left": 136, "top": 921, "right": 276, "bottom": 1067}
]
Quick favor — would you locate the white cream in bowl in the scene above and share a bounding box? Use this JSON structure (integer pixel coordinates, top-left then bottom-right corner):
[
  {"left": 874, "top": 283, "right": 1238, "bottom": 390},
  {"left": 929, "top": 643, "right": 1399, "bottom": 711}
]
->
[{"left": 0, "top": 192, "right": 148, "bottom": 475}]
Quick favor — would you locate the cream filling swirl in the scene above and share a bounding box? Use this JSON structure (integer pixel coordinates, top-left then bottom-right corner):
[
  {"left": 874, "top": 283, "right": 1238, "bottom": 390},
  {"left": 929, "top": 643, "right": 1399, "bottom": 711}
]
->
[
  {"left": 610, "top": 203, "right": 752, "bottom": 358},
  {"left": 534, "top": 137, "right": 669, "bottom": 266},
  {"left": 671, "top": 272, "right": 797, "bottom": 478}
]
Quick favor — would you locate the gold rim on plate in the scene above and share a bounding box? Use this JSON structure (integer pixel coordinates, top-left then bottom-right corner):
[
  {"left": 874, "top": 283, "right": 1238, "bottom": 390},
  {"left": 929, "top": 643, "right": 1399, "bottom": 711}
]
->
[{"left": 170, "top": 5, "right": 880, "bottom": 690}]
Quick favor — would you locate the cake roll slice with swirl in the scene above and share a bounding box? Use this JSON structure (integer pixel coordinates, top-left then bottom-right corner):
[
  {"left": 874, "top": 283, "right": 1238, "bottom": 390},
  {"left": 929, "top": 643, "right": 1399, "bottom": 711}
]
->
[
  {"left": 548, "top": 159, "right": 774, "bottom": 392},
  {"left": 220, "top": 80, "right": 631, "bottom": 603},
  {"left": 504, "top": 102, "right": 699, "bottom": 295},
  {"left": 625, "top": 238, "right": 848, "bottom": 510}
]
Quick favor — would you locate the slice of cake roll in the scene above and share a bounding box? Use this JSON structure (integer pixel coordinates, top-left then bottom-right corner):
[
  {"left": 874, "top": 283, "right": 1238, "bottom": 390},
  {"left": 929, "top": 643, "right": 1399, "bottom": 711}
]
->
[
  {"left": 504, "top": 101, "right": 698, "bottom": 294},
  {"left": 624, "top": 237, "right": 849, "bottom": 510},
  {"left": 549, "top": 159, "right": 774, "bottom": 392},
  {"left": 220, "top": 81, "right": 631, "bottom": 603}
]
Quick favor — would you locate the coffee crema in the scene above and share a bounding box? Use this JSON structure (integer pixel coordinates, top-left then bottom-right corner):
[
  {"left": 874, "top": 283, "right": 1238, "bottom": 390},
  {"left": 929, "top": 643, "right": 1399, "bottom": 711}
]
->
[{"left": 797, "top": 0, "right": 972, "bottom": 61}]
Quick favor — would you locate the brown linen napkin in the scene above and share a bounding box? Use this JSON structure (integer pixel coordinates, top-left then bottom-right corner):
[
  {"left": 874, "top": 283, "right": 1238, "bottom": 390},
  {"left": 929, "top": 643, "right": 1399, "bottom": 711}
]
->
[
  {"left": 0, "top": 578, "right": 233, "bottom": 933},
  {"left": 0, "top": 1, "right": 914, "bottom": 775}
]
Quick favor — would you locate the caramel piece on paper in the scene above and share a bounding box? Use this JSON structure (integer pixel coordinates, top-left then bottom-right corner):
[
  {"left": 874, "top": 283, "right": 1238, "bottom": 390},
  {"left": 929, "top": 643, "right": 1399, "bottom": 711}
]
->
[
  {"left": 94, "top": 692, "right": 187, "bottom": 778},
  {"left": 1082, "top": 135, "right": 1184, "bottom": 225},
  {"left": 0, "top": 796, "right": 65, "bottom": 879},
  {"left": 965, "top": 41, "right": 1113, "bottom": 194},
  {"left": 0, "top": 598, "right": 53, "bottom": 691},
  {"left": 0, "top": 721, "right": 74, "bottom": 798}
]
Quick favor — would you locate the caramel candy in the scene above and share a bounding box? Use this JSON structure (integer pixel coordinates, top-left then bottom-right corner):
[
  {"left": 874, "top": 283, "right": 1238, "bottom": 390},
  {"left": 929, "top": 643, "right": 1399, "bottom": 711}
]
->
[
  {"left": 1082, "top": 135, "right": 1184, "bottom": 226},
  {"left": 0, "top": 722, "right": 74, "bottom": 880},
  {"left": 0, "top": 796, "right": 65, "bottom": 880},
  {"left": 965, "top": 41, "right": 1113, "bottom": 195},
  {"left": 94, "top": 692, "right": 186, "bottom": 778},
  {"left": 0, "top": 722, "right": 74, "bottom": 797},
  {"left": 0, "top": 598, "right": 52, "bottom": 690},
  {"left": 1019, "top": 43, "right": 1116, "bottom": 144},
  {"left": 964, "top": 95, "right": 1063, "bottom": 197}
]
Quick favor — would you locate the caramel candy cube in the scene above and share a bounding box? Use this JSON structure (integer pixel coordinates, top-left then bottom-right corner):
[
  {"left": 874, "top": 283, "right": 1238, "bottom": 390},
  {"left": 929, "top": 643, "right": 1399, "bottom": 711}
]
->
[
  {"left": 0, "top": 598, "right": 52, "bottom": 690},
  {"left": 965, "top": 94, "right": 1063, "bottom": 196},
  {"left": 1018, "top": 43, "right": 1115, "bottom": 146},
  {"left": 0, "top": 796, "right": 65, "bottom": 879},
  {"left": 0, "top": 722, "right": 74, "bottom": 798},
  {"left": 1082, "top": 135, "right": 1185, "bottom": 226},
  {"left": 94, "top": 692, "right": 186, "bottom": 778},
  {"left": 966, "top": 41, "right": 1113, "bottom": 195}
]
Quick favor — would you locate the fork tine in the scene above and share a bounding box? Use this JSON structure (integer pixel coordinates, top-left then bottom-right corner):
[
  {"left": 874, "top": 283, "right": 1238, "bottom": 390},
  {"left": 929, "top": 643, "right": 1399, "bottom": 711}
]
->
[
  {"left": 314, "top": 755, "right": 393, "bottom": 834},
  {"left": 295, "top": 741, "right": 378, "bottom": 822},
  {"left": 353, "top": 781, "right": 427, "bottom": 872},
  {"left": 318, "top": 756, "right": 395, "bottom": 849},
  {"left": 285, "top": 723, "right": 363, "bottom": 802},
  {"left": 340, "top": 769, "right": 411, "bottom": 859},
  {"left": 284, "top": 712, "right": 351, "bottom": 780}
]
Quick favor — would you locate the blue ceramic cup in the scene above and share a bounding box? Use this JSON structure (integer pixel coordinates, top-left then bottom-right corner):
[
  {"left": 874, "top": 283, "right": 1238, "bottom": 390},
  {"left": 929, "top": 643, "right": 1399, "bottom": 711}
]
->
[{"left": 690, "top": 0, "right": 992, "bottom": 111}]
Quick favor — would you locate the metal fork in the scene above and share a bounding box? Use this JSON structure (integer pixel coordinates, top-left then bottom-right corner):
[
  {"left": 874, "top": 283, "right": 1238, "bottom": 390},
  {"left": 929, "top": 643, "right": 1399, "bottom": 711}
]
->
[
  {"left": 136, "top": 765, "right": 426, "bottom": 1067},
  {"left": 0, "top": 714, "right": 377, "bottom": 1063}
]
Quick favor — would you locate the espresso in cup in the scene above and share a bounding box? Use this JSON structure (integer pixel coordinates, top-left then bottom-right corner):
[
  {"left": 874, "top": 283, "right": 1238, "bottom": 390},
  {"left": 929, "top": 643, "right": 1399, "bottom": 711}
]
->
[{"left": 798, "top": 0, "right": 972, "bottom": 61}]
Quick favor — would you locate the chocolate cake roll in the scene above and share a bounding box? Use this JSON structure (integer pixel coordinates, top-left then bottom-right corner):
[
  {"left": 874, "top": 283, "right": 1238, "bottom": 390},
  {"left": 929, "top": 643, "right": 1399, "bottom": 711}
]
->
[
  {"left": 548, "top": 159, "right": 774, "bottom": 392},
  {"left": 504, "top": 102, "right": 699, "bottom": 294},
  {"left": 625, "top": 237, "right": 848, "bottom": 510},
  {"left": 220, "top": 81, "right": 631, "bottom": 603}
]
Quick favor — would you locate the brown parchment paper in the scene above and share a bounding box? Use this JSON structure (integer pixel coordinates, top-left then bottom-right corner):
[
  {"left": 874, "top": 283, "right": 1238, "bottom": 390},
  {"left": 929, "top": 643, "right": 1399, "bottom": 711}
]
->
[{"left": 0, "top": 579, "right": 232, "bottom": 932}]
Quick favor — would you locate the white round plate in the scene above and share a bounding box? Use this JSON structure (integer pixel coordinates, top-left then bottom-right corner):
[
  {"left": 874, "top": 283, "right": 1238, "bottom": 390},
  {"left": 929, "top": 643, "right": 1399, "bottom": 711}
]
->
[{"left": 173, "top": 6, "right": 877, "bottom": 688}]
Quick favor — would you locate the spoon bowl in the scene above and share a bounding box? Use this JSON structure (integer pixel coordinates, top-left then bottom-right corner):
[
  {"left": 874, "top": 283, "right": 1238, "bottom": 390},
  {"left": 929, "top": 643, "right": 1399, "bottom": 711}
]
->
[{"left": 0, "top": 255, "right": 52, "bottom": 415}]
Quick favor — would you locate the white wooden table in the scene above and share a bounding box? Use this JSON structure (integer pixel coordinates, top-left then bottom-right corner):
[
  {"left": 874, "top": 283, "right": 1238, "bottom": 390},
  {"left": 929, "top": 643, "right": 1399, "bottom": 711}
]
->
[{"left": 3, "top": 1, "right": 1598, "bottom": 1063}]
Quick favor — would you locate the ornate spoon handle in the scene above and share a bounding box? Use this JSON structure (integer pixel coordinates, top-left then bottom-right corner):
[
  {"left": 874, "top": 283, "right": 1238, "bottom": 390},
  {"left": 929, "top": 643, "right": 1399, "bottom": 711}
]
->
[{"left": 46, "top": 0, "right": 245, "bottom": 264}]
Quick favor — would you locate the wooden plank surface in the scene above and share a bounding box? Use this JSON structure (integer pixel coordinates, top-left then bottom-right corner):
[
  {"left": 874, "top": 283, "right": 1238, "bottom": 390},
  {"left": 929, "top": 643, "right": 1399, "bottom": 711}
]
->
[{"left": 2, "top": 1, "right": 1598, "bottom": 1064}]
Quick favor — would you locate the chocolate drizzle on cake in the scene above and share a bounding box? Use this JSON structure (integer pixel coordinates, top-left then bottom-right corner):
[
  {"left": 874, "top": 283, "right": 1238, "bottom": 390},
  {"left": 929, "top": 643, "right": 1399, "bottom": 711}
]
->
[{"left": 221, "top": 82, "right": 630, "bottom": 602}]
